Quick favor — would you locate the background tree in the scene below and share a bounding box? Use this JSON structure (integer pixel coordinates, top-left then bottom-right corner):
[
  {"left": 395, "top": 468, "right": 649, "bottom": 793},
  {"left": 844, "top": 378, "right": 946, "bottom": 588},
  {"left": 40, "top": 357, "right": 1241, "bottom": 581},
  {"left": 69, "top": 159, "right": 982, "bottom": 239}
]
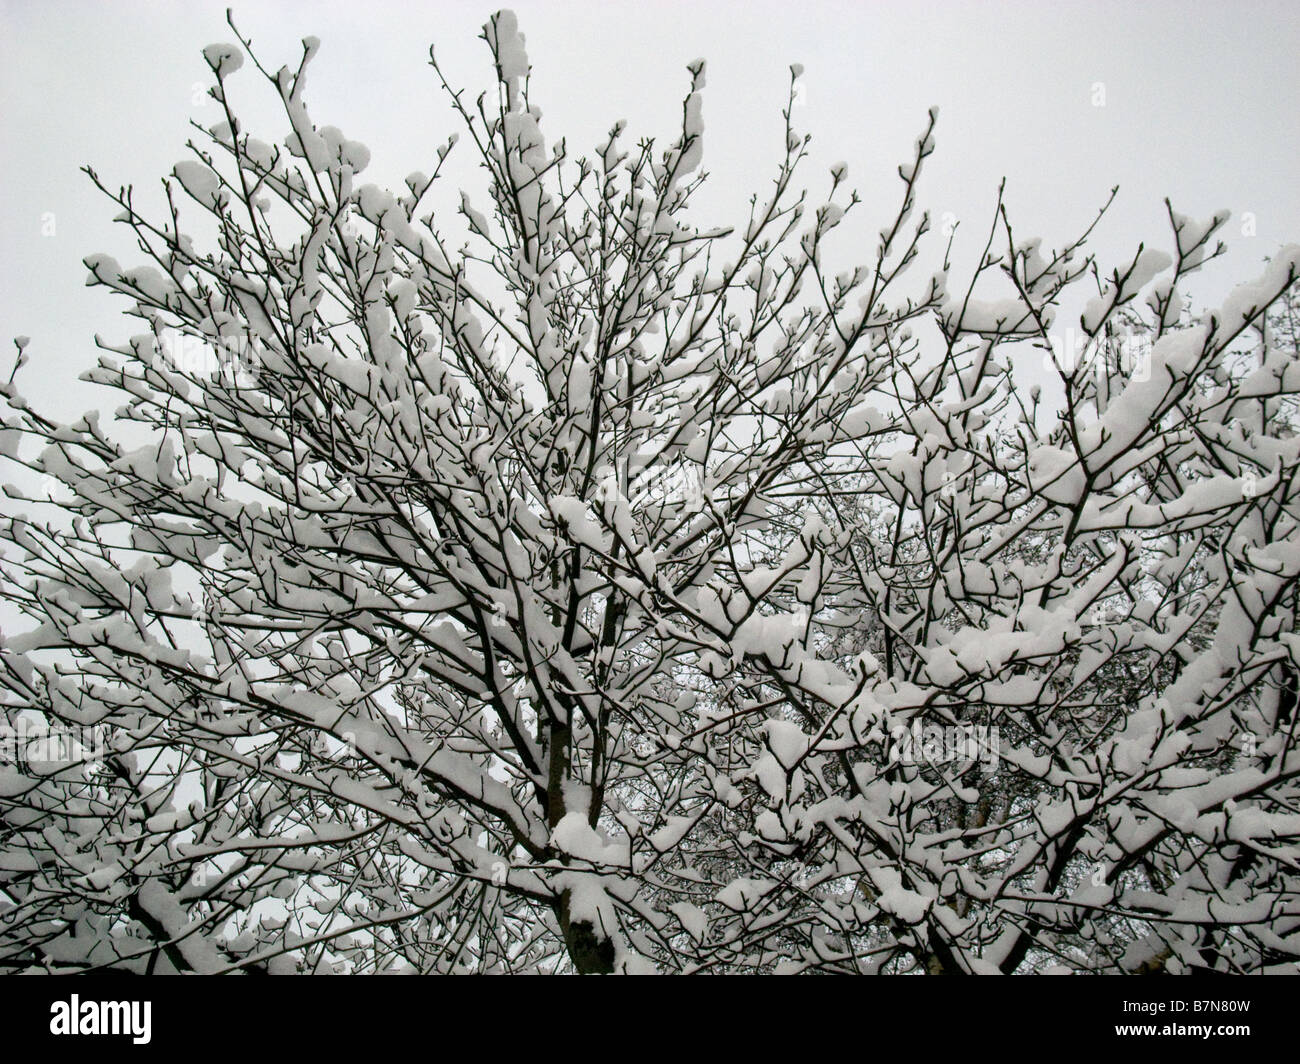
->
[{"left": 1, "top": 10, "right": 1298, "bottom": 973}]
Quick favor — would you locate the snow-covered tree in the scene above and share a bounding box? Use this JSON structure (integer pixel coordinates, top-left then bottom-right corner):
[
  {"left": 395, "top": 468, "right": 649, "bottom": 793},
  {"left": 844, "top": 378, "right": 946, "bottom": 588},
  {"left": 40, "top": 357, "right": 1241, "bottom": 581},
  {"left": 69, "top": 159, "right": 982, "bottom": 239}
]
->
[{"left": 2, "top": 10, "right": 1298, "bottom": 973}]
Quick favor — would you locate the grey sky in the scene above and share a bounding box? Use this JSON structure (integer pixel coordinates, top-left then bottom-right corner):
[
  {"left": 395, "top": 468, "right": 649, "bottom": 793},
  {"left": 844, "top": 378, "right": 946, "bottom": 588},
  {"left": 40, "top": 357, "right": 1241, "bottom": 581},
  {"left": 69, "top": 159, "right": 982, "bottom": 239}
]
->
[{"left": 1, "top": 0, "right": 1297, "bottom": 419}]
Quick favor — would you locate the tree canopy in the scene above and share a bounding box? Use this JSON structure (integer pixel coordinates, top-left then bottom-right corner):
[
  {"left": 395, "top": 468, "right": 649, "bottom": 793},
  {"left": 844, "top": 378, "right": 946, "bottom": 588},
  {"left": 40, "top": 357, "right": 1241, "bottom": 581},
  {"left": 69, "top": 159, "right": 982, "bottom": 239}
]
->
[{"left": 2, "top": 10, "right": 1299, "bottom": 974}]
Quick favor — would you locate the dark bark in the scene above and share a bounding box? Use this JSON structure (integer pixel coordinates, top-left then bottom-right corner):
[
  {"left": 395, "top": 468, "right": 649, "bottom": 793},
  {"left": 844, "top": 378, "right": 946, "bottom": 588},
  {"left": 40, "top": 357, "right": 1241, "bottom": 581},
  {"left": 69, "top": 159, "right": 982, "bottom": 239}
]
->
[{"left": 557, "top": 892, "right": 615, "bottom": 974}]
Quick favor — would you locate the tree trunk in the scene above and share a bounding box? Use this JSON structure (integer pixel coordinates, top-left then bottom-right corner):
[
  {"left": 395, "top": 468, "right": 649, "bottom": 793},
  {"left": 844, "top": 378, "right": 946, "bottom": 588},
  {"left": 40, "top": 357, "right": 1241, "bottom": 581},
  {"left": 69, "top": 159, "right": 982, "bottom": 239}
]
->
[{"left": 557, "top": 891, "right": 616, "bottom": 974}]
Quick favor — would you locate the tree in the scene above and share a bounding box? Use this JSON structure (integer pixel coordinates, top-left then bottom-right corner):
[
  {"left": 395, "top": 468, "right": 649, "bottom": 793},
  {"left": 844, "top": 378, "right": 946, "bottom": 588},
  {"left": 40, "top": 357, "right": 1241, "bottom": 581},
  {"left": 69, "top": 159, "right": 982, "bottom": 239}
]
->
[{"left": 2, "top": 9, "right": 1298, "bottom": 974}]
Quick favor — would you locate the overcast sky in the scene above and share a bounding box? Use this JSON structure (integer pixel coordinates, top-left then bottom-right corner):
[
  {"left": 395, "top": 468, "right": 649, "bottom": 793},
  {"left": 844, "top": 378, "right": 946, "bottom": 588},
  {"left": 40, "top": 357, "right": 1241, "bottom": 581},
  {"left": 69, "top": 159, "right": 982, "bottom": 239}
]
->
[{"left": 1, "top": 0, "right": 1297, "bottom": 419}]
